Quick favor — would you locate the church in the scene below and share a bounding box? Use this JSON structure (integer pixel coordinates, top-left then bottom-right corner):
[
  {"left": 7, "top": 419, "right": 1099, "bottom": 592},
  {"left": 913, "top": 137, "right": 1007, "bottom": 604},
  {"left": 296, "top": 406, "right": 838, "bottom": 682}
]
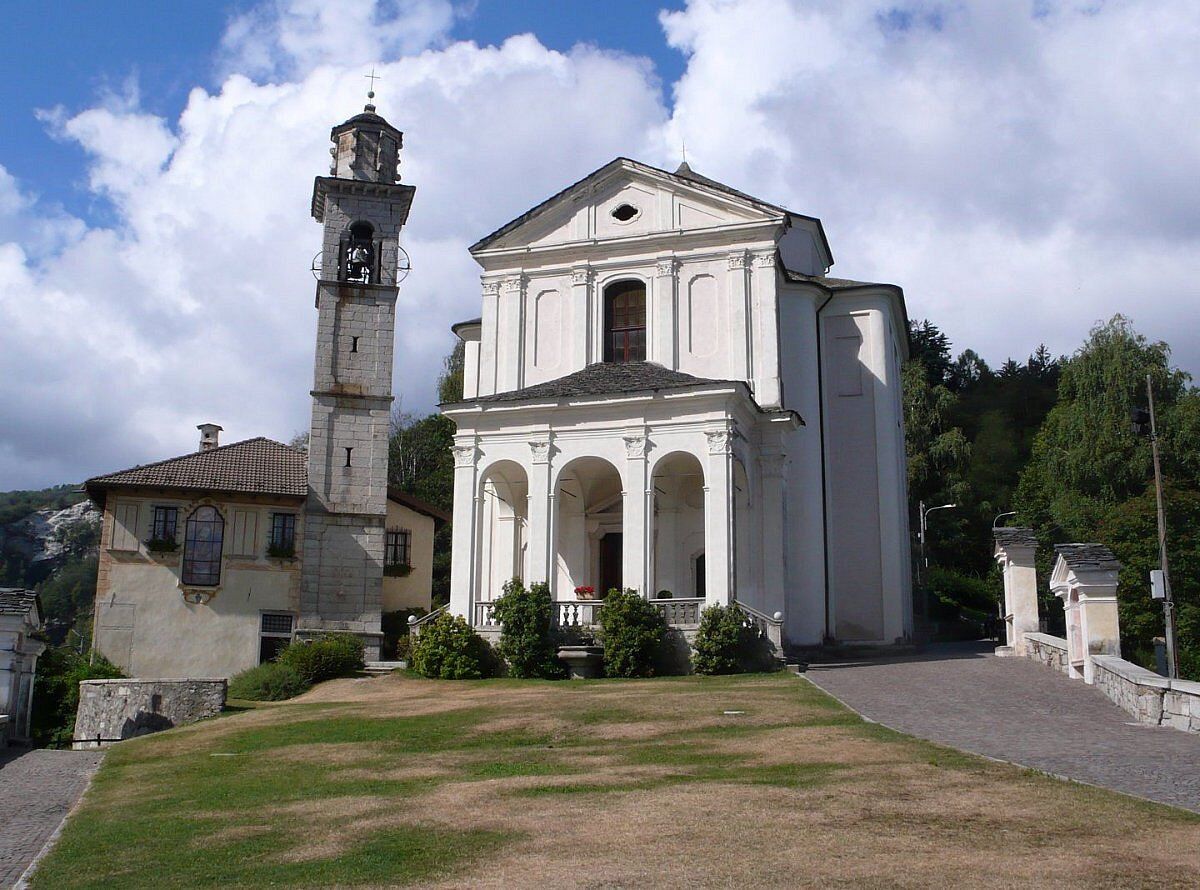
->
[{"left": 444, "top": 158, "right": 913, "bottom": 647}]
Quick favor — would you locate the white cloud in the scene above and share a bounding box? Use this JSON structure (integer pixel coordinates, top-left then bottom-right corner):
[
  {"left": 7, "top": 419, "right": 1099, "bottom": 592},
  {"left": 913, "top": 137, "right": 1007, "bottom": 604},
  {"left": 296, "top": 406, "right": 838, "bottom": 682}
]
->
[{"left": 3, "top": 0, "right": 1200, "bottom": 489}]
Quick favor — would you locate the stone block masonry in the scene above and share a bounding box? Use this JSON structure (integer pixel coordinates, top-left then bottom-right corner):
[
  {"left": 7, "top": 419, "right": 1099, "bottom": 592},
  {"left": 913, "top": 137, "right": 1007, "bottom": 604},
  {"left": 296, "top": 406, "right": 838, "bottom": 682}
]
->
[
  {"left": 1024, "top": 633, "right": 1069, "bottom": 675},
  {"left": 73, "top": 678, "right": 226, "bottom": 748}
]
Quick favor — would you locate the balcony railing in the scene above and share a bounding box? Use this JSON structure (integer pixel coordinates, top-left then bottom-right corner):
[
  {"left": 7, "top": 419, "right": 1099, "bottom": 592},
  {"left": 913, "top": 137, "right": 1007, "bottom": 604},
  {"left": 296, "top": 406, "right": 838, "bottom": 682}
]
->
[
  {"left": 471, "top": 596, "right": 707, "bottom": 630},
  {"left": 649, "top": 597, "right": 705, "bottom": 628}
]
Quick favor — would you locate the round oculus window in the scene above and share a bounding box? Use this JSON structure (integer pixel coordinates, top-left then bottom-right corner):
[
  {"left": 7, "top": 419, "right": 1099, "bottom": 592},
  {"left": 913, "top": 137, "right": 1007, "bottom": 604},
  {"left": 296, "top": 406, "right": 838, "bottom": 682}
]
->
[{"left": 611, "top": 203, "right": 639, "bottom": 222}]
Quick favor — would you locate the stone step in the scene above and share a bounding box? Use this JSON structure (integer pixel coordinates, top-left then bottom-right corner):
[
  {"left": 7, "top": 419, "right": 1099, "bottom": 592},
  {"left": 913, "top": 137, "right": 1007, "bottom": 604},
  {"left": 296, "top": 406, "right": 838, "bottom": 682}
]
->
[{"left": 363, "top": 661, "right": 406, "bottom": 675}]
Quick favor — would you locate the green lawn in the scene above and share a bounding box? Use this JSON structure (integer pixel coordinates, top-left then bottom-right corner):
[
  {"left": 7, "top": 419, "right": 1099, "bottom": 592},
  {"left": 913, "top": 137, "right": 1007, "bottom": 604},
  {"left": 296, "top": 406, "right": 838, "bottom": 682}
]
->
[{"left": 31, "top": 673, "right": 1200, "bottom": 889}]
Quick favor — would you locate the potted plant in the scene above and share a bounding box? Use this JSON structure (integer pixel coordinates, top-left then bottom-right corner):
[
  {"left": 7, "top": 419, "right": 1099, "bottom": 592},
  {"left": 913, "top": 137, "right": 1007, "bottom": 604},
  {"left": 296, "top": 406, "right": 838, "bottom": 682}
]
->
[
  {"left": 267, "top": 542, "right": 296, "bottom": 559},
  {"left": 574, "top": 585, "right": 597, "bottom": 600},
  {"left": 145, "top": 536, "right": 179, "bottom": 554},
  {"left": 385, "top": 563, "right": 413, "bottom": 577}
]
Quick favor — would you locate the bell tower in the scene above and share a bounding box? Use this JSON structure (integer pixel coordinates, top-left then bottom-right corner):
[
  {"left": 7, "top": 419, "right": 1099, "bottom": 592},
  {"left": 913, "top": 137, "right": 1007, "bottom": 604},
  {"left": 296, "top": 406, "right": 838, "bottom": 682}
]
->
[{"left": 298, "top": 95, "right": 415, "bottom": 658}]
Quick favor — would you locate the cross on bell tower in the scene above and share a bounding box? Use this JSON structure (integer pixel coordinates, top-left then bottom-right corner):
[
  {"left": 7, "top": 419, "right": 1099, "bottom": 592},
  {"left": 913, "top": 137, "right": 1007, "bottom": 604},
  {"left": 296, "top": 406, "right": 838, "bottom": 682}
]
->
[{"left": 299, "top": 93, "right": 416, "bottom": 659}]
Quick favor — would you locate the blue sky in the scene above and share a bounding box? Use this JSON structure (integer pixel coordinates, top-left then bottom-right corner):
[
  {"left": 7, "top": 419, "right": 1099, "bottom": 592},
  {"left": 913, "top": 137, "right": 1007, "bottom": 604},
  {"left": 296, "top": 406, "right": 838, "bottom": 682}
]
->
[
  {"left": 2, "top": 1, "right": 685, "bottom": 227},
  {"left": 1, "top": 0, "right": 1198, "bottom": 488}
]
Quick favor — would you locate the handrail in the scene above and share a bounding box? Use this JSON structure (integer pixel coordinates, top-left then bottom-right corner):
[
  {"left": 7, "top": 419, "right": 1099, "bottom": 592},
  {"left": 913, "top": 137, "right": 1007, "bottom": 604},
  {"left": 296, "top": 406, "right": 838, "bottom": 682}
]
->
[
  {"left": 734, "top": 600, "right": 784, "bottom": 652},
  {"left": 408, "top": 605, "right": 447, "bottom": 638},
  {"left": 734, "top": 600, "right": 783, "bottom": 626}
]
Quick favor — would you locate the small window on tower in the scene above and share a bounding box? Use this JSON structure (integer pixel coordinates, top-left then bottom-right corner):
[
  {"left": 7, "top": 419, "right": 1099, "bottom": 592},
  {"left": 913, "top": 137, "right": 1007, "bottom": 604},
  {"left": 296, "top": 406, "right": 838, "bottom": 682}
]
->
[
  {"left": 344, "top": 447, "right": 353, "bottom": 467},
  {"left": 611, "top": 203, "right": 639, "bottom": 222},
  {"left": 351, "top": 336, "right": 360, "bottom": 353}
]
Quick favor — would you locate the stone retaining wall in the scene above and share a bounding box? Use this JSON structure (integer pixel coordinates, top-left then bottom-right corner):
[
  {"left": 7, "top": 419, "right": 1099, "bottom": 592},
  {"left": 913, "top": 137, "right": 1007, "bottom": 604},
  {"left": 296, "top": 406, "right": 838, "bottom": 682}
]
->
[
  {"left": 1024, "top": 633, "right": 1069, "bottom": 675},
  {"left": 1091, "top": 655, "right": 1200, "bottom": 733},
  {"left": 73, "top": 678, "right": 226, "bottom": 749}
]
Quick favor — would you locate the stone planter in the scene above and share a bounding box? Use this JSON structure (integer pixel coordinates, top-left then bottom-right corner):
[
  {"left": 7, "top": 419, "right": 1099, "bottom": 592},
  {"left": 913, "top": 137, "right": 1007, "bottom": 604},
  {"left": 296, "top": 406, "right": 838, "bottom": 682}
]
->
[{"left": 557, "top": 645, "right": 604, "bottom": 680}]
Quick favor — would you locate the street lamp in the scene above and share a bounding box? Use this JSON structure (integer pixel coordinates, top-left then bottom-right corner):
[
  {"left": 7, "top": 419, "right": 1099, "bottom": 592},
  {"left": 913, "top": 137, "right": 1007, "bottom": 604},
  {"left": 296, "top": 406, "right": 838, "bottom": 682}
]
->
[
  {"left": 917, "top": 501, "right": 957, "bottom": 618},
  {"left": 1132, "top": 376, "right": 1178, "bottom": 679},
  {"left": 993, "top": 510, "right": 1017, "bottom": 530}
]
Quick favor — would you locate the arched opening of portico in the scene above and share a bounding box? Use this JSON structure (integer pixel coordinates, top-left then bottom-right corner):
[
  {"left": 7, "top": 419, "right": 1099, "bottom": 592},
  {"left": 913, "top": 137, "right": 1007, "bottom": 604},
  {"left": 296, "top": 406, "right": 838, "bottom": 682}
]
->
[
  {"left": 477, "top": 460, "right": 528, "bottom": 602},
  {"left": 554, "top": 457, "right": 624, "bottom": 597},
  {"left": 651, "top": 451, "right": 706, "bottom": 600}
]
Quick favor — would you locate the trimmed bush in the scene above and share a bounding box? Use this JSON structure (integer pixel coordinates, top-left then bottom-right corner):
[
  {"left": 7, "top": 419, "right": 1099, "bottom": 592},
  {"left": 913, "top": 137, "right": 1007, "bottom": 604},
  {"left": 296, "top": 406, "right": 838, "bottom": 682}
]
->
[
  {"left": 228, "top": 662, "right": 309, "bottom": 701},
  {"left": 693, "top": 604, "right": 770, "bottom": 675},
  {"left": 597, "top": 588, "right": 668, "bottom": 678},
  {"left": 278, "top": 633, "right": 365, "bottom": 685},
  {"left": 410, "top": 612, "right": 497, "bottom": 679},
  {"left": 493, "top": 578, "right": 565, "bottom": 679}
]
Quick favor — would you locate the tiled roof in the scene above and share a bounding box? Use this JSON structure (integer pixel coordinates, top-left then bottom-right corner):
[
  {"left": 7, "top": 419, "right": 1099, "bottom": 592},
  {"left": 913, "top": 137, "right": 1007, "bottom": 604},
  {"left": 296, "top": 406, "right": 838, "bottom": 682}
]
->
[
  {"left": 994, "top": 527, "right": 1038, "bottom": 549},
  {"left": 783, "top": 270, "right": 895, "bottom": 290},
  {"left": 1054, "top": 543, "right": 1122, "bottom": 573},
  {"left": 459, "top": 362, "right": 739, "bottom": 405},
  {"left": 85, "top": 438, "right": 308, "bottom": 499},
  {"left": 0, "top": 587, "right": 39, "bottom": 619}
]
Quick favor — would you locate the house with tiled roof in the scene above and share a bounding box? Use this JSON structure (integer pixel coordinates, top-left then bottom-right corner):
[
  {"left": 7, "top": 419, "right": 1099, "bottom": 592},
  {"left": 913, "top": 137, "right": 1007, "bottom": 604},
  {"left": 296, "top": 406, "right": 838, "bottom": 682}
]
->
[
  {"left": 443, "top": 157, "right": 913, "bottom": 647},
  {"left": 82, "top": 102, "right": 442, "bottom": 679}
]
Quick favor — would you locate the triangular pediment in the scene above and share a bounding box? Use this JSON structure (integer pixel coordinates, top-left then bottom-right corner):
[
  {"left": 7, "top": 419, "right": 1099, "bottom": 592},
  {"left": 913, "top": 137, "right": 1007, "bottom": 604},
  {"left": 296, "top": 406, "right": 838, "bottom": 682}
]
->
[{"left": 470, "top": 158, "right": 789, "bottom": 254}]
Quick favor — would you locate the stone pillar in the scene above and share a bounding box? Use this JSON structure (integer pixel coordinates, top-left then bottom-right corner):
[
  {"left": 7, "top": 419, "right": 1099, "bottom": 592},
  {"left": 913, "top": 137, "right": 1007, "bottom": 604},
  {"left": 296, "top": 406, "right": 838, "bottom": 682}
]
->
[
  {"left": 654, "top": 257, "right": 678, "bottom": 368},
  {"left": 727, "top": 251, "right": 752, "bottom": 382},
  {"left": 622, "top": 433, "right": 649, "bottom": 595},
  {"left": 570, "top": 266, "right": 592, "bottom": 368},
  {"left": 992, "top": 527, "right": 1040, "bottom": 657},
  {"left": 448, "top": 442, "right": 479, "bottom": 621},
  {"left": 526, "top": 438, "right": 553, "bottom": 584},
  {"left": 704, "top": 428, "right": 735, "bottom": 606},
  {"left": 1050, "top": 544, "right": 1122, "bottom": 684}
]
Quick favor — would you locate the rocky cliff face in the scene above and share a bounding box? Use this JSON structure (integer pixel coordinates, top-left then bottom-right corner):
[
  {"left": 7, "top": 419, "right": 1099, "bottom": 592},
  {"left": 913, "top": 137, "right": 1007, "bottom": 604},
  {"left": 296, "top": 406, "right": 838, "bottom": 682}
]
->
[{"left": 3, "top": 500, "right": 99, "bottom": 564}]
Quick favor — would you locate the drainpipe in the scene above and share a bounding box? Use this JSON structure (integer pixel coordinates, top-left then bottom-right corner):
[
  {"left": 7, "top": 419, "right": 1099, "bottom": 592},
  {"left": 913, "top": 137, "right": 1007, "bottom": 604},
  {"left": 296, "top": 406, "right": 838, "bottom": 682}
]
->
[{"left": 815, "top": 290, "right": 835, "bottom": 643}]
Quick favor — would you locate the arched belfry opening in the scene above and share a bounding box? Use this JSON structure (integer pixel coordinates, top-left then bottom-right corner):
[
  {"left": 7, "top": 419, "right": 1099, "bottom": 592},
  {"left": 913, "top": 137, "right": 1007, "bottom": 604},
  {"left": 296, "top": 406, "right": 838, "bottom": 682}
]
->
[
  {"left": 603, "top": 279, "right": 646, "bottom": 363},
  {"left": 341, "top": 220, "right": 379, "bottom": 284}
]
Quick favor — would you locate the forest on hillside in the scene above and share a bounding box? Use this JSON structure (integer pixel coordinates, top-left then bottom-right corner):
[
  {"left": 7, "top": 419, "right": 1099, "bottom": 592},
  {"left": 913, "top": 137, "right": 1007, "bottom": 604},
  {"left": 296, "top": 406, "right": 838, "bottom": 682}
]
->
[{"left": 5, "top": 317, "right": 1197, "bottom": 681}]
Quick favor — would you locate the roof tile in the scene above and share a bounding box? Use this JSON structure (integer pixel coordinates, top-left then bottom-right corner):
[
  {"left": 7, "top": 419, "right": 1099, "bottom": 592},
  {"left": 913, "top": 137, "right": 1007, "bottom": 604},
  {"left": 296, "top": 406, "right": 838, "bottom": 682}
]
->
[{"left": 457, "top": 362, "right": 738, "bottom": 405}]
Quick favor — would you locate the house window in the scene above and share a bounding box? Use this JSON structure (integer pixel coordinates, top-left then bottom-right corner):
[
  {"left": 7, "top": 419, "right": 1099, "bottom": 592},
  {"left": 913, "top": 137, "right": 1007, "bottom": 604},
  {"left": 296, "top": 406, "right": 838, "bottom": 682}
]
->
[
  {"left": 182, "top": 505, "right": 224, "bottom": 586},
  {"left": 151, "top": 506, "right": 178, "bottom": 543},
  {"left": 259, "top": 613, "right": 294, "bottom": 664},
  {"left": 385, "top": 529, "right": 412, "bottom": 567},
  {"left": 603, "top": 280, "right": 646, "bottom": 363},
  {"left": 269, "top": 513, "right": 296, "bottom": 557}
]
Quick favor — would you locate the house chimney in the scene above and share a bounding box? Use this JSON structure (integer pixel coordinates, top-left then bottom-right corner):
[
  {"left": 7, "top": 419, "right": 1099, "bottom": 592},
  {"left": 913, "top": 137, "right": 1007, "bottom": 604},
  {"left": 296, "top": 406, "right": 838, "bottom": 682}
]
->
[{"left": 197, "top": 423, "right": 223, "bottom": 452}]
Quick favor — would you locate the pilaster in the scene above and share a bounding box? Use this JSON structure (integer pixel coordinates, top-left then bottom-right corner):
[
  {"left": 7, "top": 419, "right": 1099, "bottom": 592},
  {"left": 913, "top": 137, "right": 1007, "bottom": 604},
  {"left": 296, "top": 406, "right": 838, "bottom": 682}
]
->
[
  {"left": 622, "top": 433, "right": 649, "bottom": 595},
  {"left": 728, "top": 251, "right": 752, "bottom": 383},
  {"left": 751, "top": 250, "right": 781, "bottom": 406},
  {"left": 448, "top": 441, "right": 479, "bottom": 619},
  {"left": 654, "top": 257, "right": 679, "bottom": 368},
  {"left": 570, "top": 266, "right": 593, "bottom": 368},
  {"left": 526, "top": 437, "right": 554, "bottom": 584},
  {"left": 704, "top": 427, "right": 736, "bottom": 606}
]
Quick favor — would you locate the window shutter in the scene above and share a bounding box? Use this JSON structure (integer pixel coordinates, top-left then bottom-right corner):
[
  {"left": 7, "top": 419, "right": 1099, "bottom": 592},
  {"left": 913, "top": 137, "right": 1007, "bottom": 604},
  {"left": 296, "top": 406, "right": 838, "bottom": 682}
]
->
[
  {"left": 111, "top": 501, "right": 140, "bottom": 551},
  {"left": 231, "top": 509, "right": 258, "bottom": 556}
]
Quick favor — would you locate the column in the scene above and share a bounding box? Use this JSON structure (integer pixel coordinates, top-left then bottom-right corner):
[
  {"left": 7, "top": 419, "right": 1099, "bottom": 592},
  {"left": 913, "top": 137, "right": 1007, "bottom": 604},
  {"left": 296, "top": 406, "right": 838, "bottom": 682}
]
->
[
  {"left": 526, "top": 438, "right": 553, "bottom": 584},
  {"left": 622, "top": 433, "right": 649, "bottom": 595},
  {"left": 570, "top": 266, "right": 593, "bottom": 367},
  {"left": 704, "top": 428, "right": 735, "bottom": 606},
  {"left": 728, "top": 251, "right": 752, "bottom": 382},
  {"left": 760, "top": 450, "right": 788, "bottom": 619},
  {"left": 448, "top": 441, "right": 479, "bottom": 621},
  {"left": 654, "top": 257, "right": 678, "bottom": 368},
  {"left": 992, "top": 529, "right": 1040, "bottom": 657},
  {"left": 498, "top": 275, "right": 526, "bottom": 392}
]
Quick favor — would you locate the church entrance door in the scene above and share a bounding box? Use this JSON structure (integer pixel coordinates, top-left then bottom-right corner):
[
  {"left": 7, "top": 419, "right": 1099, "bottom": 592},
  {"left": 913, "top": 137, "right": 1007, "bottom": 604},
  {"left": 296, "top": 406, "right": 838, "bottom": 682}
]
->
[{"left": 599, "top": 532, "right": 623, "bottom": 595}]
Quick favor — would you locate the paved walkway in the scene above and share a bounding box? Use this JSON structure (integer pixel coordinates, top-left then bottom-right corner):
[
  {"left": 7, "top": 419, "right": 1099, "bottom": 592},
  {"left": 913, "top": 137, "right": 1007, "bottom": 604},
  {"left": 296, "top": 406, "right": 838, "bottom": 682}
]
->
[
  {"left": 0, "top": 747, "right": 103, "bottom": 888},
  {"left": 806, "top": 641, "right": 1200, "bottom": 812}
]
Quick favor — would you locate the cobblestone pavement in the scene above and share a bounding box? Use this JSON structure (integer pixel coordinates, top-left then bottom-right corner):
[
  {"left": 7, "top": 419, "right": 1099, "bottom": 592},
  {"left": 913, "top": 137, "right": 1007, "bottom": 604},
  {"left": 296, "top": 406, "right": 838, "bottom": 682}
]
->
[
  {"left": 0, "top": 747, "right": 103, "bottom": 888},
  {"left": 806, "top": 641, "right": 1200, "bottom": 812}
]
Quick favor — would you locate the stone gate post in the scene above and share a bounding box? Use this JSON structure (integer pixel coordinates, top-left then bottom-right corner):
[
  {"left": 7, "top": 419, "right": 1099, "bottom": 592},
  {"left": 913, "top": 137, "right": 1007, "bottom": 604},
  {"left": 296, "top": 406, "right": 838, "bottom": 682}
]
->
[
  {"left": 1050, "top": 544, "right": 1122, "bottom": 684},
  {"left": 993, "top": 527, "right": 1040, "bottom": 657}
]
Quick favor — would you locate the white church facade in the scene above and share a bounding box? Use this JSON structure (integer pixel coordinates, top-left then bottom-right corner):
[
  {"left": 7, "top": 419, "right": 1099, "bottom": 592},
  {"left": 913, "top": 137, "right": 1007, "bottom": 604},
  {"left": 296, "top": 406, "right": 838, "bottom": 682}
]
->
[{"left": 444, "top": 158, "right": 913, "bottom": 647}]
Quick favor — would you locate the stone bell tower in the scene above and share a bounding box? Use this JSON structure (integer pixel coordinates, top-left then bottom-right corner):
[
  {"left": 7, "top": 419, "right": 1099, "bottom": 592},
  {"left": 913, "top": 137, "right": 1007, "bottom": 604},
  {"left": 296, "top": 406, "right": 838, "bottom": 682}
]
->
[{"left": 298, "top": 96, "right": 415, "bottom": 658}]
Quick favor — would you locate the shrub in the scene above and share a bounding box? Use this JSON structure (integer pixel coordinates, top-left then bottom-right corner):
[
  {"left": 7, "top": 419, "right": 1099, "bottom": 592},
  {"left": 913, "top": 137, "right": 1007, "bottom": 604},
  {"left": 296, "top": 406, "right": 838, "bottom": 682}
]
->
[
  {"left": 31, "top": 647, "right": 125, "bottom": 747},
  {"left": 228, "top": 662, "right": 309, "bottom": 701},
  {"left": 278, "top": 633, "right": 365, "bottom": 685},
  {"left": 597, "top": 588, "right": 668, "bottom": 678},
  {"left": 493, "top": 578, "right": 565, "bottom": 679},
  {"left": 410, "top": 612, "right": 496, "bottom": 679},
  {"left": 693, "top": 604, "right": 771, "bottom": 675}
]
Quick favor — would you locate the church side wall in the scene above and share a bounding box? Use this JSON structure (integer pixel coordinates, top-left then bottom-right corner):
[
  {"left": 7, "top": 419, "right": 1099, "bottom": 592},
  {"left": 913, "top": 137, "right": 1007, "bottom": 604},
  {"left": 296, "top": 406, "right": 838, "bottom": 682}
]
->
[{"left": 93, "top": 493, "right": 303, "bottom": 679}]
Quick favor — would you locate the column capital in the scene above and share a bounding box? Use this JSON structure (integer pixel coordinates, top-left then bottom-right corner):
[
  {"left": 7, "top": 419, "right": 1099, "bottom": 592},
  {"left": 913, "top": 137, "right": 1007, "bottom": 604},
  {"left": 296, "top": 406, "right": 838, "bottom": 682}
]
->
[
  {"left": 570, "top": 265, "right": 593, "bottom": 286},
  {"left": 623, "top": 434, "right": 648, "bottom": 460},
  {"left": 761, "top": 452, "right": 787, "bottom": 478},
  {"left": 727, "top": 250, "right": 750, "bottom": 270},
  {"left": 706, "top": 429, "right": 733, "bottom": 455},
  {"left": 528, "top": 439, "right": 552, "bottom": 464},
  {"left": 481, "top": 279, "right": 501, "bottom": 297},
  {"left": 655, "top": 256, "right": 678, "bottom": 278},
  {"left": 752, "top": 250, "right": 776, "bottom": 268},
  {"left": 453, "top": 444, "right": 478, "bottom": 468},
  {"left": 500, "top": 274, "right": 526, "bottom": 294}
]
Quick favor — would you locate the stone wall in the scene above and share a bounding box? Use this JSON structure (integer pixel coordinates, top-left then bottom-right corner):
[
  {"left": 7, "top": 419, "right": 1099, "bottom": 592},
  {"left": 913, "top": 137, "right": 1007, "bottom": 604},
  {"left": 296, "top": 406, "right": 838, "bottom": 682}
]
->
[
  {"left": 1024, "top": 633, "right": 1069, "bottom": 675},
  {"left": 73, "top": 678, "right": 226, "bottom": 749},
  {"left": 1091, "top": 655, "right": 1200, "bottom": 733}
]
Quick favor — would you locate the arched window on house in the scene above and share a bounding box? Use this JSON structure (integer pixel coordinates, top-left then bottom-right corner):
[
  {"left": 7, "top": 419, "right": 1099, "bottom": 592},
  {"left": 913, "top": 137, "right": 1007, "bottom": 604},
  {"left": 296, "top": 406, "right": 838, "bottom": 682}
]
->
[
  {"left": 183, "top": 505, "right": 224, "bottom": 586},
  {"left": 603, "top": 280, "right": 646, "bottom": 363}
]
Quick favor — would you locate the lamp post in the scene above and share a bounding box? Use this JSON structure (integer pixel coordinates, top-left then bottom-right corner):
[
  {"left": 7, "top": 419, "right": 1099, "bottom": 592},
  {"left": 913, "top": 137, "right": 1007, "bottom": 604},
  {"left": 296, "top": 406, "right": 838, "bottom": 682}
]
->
[
  {"left": 993, "top": 510, "right": 1017, "bottom": 530},
  {"left": 1132, "top": 376, "right": 1178, "bottom": 679},
  {"left": 917, "top": 500, "right": 957, "bottom": 618}
]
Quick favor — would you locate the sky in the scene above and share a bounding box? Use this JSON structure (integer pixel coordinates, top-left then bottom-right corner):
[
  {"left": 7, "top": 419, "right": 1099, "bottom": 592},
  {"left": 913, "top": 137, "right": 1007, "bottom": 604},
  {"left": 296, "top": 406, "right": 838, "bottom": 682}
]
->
[{"left": 1, "top": 0, "right": 1198, "bottom": 490}]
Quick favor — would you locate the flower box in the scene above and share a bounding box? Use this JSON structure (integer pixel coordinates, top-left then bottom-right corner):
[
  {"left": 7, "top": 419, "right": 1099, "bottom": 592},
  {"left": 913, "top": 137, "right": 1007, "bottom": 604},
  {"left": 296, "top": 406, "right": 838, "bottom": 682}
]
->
[
  {"left": 574, "top": 585, "right": 597, "bottom": 600},
  {"left": 385, "top": 563, "right": 413, "bottom": 578}
]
